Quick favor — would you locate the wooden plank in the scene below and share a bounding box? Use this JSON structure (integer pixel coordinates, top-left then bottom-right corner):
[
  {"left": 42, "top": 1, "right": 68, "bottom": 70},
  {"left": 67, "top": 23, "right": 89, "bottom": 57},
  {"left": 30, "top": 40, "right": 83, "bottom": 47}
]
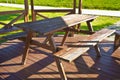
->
[
  {"left": 2, "top": 32, "right": 26, "bottom": 40},
  {"left": 0, "top": 22, "right": 6, "bottom": 25},
  {"left": 30, "top": 0, "right": 36, "bottom": 21},
  {"left": 35, "top": 9, "right": 73, "bottom": 12},
  {"left": 54, "top": 29, "right": 115, "bottom": 62},
  {"left": 4, "top": 13, "right": 25, "bottom": 28},
  {"left": 0, "top": 10, "right": 24, "bottom": 15},
  {"left": 112, "top": 47, "right": 120, "bottom": 58},
  {"left": 78, "top": 0, "right": 82, "bottom": 14},
  {"left": 24, "top": 0, "right": 29, "bottom": 22},
  {"left": 114, "top": 31, "right": 120, "bottom": 50},
  {"left": 0, "top": 38, "right": 120, "bottom": 79},
  {"left": 0, "top": 42, "right": 45, "bottom": 79},
  {"left": 0, "top": 27, "right": 21, "bottom": 34}
]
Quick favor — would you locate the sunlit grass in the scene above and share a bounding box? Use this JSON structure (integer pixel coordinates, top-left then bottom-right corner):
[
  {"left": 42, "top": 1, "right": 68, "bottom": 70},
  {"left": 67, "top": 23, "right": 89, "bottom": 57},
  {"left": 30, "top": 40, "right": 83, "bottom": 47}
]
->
[
  {"left": 0, "top": 6, "right": 120, "bottom": 43},
  {"left": 0, "top": 0, "right": 120, "bottom": 10}
]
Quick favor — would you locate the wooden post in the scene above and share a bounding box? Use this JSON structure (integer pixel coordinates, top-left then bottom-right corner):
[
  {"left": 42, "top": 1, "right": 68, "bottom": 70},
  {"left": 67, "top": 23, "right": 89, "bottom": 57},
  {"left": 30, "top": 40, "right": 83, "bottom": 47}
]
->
[
  {"left": 94, "top": 44, "right": 101, "bottom": 57},
  {"left": 114, "top": 32, "right": 120, "bottom": 50},
  {"left": 54, "top": 57, "right": 67, "bottom": 80},
  {"left": 77, "top": 0, "right": 82, "bottom": 32},
  {"left": 86, "top": 21, "right": 94, "bottom": 32},
  {"left": 31, "top": 0, "right": 36, "bottom": 21},
  {"left": 78, "top": 0, "right": 82, "bottom": 14},
  {"left": 73, "top": 0, "right": 76, "bottom": 14},
  {"left": 22, "top": 30, "right": 33, "bottom": 65},
  {"left": 24, "top": 0, "right": 29, "bottom": 22}
]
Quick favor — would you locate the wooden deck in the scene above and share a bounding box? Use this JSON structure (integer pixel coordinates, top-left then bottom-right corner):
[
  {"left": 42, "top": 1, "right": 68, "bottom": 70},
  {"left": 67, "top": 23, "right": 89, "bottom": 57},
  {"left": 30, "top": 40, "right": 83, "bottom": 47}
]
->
[{"left": 0, "top": 35, "right": 120, "bottom": 80}]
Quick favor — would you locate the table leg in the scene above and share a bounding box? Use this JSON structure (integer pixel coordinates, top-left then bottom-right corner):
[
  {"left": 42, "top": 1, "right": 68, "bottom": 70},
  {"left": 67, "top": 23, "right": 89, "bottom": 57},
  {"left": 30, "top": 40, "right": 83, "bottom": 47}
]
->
[
  {"left": 86, "top": 21, "right": 94, "bottom": 32},
  {"left": 61, "top": 30, "right": 69, "bottom": 46},
  {"left": 47, "top": 34, "right": 57, "bottom": 52},
  {"left": 22, "top": 30, "right": 32, "bottom": 65}
]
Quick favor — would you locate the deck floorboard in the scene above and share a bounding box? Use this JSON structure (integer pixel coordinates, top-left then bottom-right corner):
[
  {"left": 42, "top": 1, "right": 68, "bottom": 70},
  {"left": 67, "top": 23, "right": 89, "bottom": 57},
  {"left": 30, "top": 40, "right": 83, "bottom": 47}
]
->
[{"left": 0, "top": 36, "right": 120, "bottom": 80}]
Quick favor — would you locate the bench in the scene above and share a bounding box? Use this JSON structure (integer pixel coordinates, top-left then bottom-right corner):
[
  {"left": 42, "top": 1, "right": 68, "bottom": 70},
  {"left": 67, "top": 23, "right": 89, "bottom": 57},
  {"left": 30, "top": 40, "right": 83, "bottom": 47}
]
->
[
  {"left": 0, "top": 27, "right": 27, "bottom": 41},
  {"left": 54, "top": 29, "right": 115, "bottom": 80}
]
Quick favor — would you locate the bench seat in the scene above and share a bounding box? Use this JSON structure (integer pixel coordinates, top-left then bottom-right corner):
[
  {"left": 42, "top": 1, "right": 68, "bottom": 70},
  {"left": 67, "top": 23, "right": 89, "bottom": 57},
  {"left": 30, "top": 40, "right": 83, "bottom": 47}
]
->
[
  {"left": 54, "top": 29, "right": 115, "bottom": 62},
  {"left": 1, "top": 32, "right": 27, "bottom": 40}
]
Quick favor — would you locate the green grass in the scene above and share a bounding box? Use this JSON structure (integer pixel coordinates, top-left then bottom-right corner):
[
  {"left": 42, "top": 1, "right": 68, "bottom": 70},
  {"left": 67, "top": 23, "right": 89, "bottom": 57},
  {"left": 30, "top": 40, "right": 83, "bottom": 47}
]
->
[
  {"left": 0, "top": 6, "right": 120, "bottom": 43},
  {"left": 0, "top": 0, "right": 120, "bottom": 10}
]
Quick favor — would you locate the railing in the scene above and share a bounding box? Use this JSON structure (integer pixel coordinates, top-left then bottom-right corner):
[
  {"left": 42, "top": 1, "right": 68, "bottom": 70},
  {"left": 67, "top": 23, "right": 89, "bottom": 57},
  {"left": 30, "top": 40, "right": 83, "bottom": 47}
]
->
[
  {"left": 0, "top": 0, "right": 29, "bottom": 29},
  {"left": 30, "top": 0, "right": 82, "bottom": 21}
]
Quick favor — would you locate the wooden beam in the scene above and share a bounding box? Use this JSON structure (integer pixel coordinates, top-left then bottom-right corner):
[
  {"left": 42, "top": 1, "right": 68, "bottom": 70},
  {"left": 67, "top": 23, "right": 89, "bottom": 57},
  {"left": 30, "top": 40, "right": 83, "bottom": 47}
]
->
[
  {"left": 0, "top": 22, "right": 7, "bottom": 25},
  {"left": 34, "top": 9, "right": 73, "bottom": 12},
  {"left": 4, "top": 13, "right": 25, "bottom": 28},
  {"left": 36, "top": 13, "right": 49, "bottom": 19},
  {"left": 24, "top": 0, "right": 29, "bottom": 22},
  {"left": 73, "top": 0, "right": 76, "bottom": 14},
  {"left": 78, "top": 0, "right": 82, "bottom": 14},
  {"left": 30, "top": 0, "right": 36, "bottom": 21},
  {"left": 0, "top": 10, "right": 24, "bottom": 15}
]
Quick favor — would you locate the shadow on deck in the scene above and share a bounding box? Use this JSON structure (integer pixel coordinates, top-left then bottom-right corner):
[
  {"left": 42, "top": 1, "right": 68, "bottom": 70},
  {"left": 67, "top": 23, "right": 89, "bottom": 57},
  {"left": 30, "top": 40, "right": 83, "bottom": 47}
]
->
[{"left": 0, "top": 36, "right": 120, "bottom": 80}]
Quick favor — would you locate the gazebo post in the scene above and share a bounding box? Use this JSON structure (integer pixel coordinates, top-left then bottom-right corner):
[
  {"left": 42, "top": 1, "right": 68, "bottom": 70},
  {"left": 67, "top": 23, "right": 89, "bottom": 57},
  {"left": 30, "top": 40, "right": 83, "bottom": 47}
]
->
[
  {"left": 76, "top": 0, "right": 82, "bottom": 31},
  {"left": 73, "top": 0, "right": 76, "bottom": 14},
  {"left": 30, "top": 0, "right": 36, "bottom": 21},
  {"left": 24, "top": 0, "right": 29, "bottom": 22},
  {"left": 78, "top": 0, "right": 82, "bottom": 14}
]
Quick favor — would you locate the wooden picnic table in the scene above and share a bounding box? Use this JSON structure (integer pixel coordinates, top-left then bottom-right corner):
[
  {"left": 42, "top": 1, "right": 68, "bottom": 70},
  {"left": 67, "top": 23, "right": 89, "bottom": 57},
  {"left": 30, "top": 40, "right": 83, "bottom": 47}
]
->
[
  {"left": 14, "top": 14, "right": 116, "bottom": 80},
  {"left": 14, "top": 14, "right": 97, "bottom": 64}
]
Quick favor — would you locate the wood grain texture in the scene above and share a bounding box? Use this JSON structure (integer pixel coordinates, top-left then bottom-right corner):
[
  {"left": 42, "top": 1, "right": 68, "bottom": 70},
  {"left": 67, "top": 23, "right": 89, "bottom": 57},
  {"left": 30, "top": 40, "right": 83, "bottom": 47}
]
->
[
  {"left": 54, "top": 29, "right": 115, "bottom": 62},
  {"left": 14, "top": 14, "right": 97, "bottom": 35},
  {"left": 0, "top": 37, "right": 120, "bottom": 80}
]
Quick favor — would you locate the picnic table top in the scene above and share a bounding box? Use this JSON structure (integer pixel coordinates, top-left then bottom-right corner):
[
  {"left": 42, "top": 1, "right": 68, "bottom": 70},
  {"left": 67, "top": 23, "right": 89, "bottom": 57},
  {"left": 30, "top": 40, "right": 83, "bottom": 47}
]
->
[{"left": 14, "top": 14, "right": 97, "bottom": 35}]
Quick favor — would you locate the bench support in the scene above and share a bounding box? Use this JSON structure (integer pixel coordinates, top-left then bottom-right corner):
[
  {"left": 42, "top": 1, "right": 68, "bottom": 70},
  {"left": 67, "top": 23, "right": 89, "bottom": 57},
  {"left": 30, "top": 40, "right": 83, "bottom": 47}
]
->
[
  {"left": 86, "top": 20, "right": 94, "bottom": 32},
  {"left": 94, "top": 44, "right": 101, "bottom": 57},
  {"left": 55, "top": 57, "right": 67, "bottom": 80}
]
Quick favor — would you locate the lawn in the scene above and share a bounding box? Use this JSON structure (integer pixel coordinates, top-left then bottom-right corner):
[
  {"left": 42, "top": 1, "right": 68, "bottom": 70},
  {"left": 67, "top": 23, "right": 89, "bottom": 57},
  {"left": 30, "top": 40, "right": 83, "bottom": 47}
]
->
[
  {"left": 0, "top": 0, "right": 120, "bottom": 10},
  {"left": 0, "top": 6, "right": 120, "bottom": 30},
  {"left": 0, "top": 6, "right": 120, "bottom": 43}
]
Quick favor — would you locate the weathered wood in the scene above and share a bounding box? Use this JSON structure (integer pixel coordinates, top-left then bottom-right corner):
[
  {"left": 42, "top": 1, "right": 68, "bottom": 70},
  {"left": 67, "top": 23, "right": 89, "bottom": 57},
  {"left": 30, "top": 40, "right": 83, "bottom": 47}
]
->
[
  {"left": 36, "top": 13, "right": 49, "bottom": 19},
  {"left": 30, "top": 0, "right": 82, "bottom": 19},
  {"left": 0, "top": 22, "right": 7, "bottom": 25},
  {"left": 34, "top": 9, "right": 74, "bottom": 12},
  {"left": 86, "top": 20, "right": 94, "bottom": 32},
  {"left": 1, "top": 32, "right": 26, "bottom": 40},
  {"left": 31, "top": 0, "right": 36, "bottom": 21},
  {"left": 61, "top": 30, "right": 70, "bottom": 46},
  {"left": 54, "top": 57, "right": 67, "bottom": 80},
  {"left": 4, "top": 13, "right": 25, "bottom": 28},
  {"left": 73, "top": 0, "right": 76, "bottom": 14},
  {"left": 0, "top": 10, "right": 24, "bottom": 15},
  {"left": 114, "top": 31, "right": 120, "bottom": 50},
  {"left": 54, "top": 29, "right": 115, "bottom": 62},
  {"left": 24, "top": 0, "right": 29, "bottom": 22},
  {"left": 14, "top": 14, "right": 97, "bottom": 36},
  {"left": 94, "top": 44, "right": 101, "bottom": 57},
  {"left": 78, "top": 0, "right": 82, "bottom": 14},
  {"left": 22, "top": 30, "right": 33, "bottom": 65},
  {"left": 1, "top": 36, "right": 120, "bottom": 79},
  {"left": 14, "top": 14, "right": 97, "bottom": 80},
  {"left": 0, "top": 27, "right": 21, "bottom": 34}
]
